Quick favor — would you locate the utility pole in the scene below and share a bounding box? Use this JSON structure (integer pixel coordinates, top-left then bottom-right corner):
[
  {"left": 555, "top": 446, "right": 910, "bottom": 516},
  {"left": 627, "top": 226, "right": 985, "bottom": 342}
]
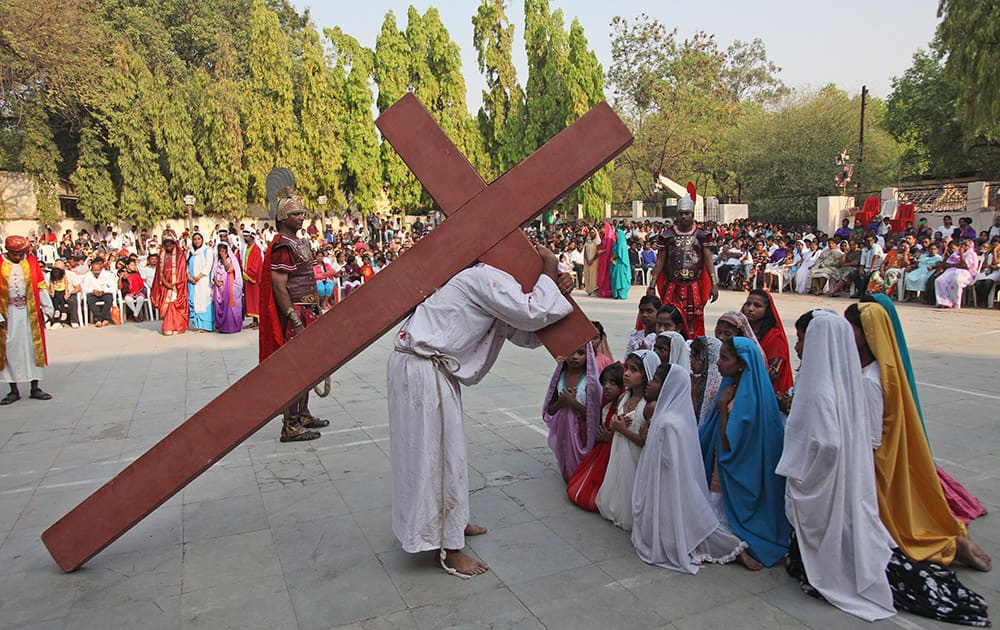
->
[{"left": 857, "top": 85, "right": 867, "bottom": 191}]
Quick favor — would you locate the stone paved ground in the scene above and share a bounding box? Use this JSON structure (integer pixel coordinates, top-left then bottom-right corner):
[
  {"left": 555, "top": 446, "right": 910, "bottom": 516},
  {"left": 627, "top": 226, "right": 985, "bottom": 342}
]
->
[{"left": 0, "top": 287, "right": 997, "bottom": 630}]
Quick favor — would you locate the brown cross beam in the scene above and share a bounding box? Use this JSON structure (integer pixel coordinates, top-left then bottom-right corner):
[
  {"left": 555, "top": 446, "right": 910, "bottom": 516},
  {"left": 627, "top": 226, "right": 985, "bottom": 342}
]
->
[{"left": 41, "top": 94, "right": 632, "bottom": 572}]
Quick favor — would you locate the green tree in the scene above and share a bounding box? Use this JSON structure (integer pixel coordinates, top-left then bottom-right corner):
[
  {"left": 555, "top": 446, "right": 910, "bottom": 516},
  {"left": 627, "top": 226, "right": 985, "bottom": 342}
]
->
[
  {"left": 885, "top": 48, "right": 973, "bottom": 179},
  {"left": 18, "top": 105, "right": 63, "bottom": 224},
  {"left": 150, "top": 72, "right": 207, "bottom": 216},
  {"left": 564, "top": 19, "right": 612, "bottom": 219},
  {"left": 374, "top": 11, "right": 423, "bottom": 212},
  {"left": 727, "top": 86, "right": 901, "bottom": 221},
  {"left": 190, "top": 56, "right": 250, "bottom": 217},
  {"left": 607, "top": 15, "right": 735, "bottom": 203},
  {"left": 0, "top": 0, "right": 107, "bottom": 119},
  {"left": 522, "top": 0, "right": 569, "bottom": 155},
  {"left": 326, "top": 27, "right": 382, "bottom": 213},
  {"left": 92, "top": 44, "right": 173, "bottom": 224},
  {"left": 936, "top": 0, "right": 1000, "bottom": 139},
  {"left": 472, "top": 0, "right": 525, "bottom": 178},
  {"left": 722, "top": 39, "right": 788, "bottom": 106},
  {"left": 242, "top": 0, "right": 300, "bottom": 202},
  {"left": 295, "top": 26, "right": 345, "bottom": 206},
  {"left": 71, "top": 124, "right": 118, "bottom": 225}
]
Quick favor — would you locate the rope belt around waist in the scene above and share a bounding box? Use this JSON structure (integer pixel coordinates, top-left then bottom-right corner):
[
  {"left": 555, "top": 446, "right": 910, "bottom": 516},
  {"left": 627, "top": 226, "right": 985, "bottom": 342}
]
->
[
  {"left": 393, "top": 345, "right": 461, "bottom": 374},
  {"left": 393, "top": 344, "right": 467, "bottom": 578}
]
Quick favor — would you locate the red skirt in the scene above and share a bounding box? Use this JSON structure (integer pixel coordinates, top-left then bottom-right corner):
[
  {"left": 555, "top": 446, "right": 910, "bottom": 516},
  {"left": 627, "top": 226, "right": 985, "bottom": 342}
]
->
[{"left": 567, "top": 441, "right": 612, "bottom": 512}]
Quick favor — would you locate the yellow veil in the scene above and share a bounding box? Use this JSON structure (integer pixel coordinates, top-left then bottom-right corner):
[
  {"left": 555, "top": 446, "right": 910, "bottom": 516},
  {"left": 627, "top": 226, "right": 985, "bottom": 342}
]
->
[{"left": 859, "top": 302, "right": 964, "bottom": 564}]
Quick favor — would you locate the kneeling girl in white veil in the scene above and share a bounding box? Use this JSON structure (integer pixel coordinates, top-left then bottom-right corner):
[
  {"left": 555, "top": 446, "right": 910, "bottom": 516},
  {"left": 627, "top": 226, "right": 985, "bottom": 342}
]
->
[{"left": 631, "top": 363, "right": 748, "bottom": 574}]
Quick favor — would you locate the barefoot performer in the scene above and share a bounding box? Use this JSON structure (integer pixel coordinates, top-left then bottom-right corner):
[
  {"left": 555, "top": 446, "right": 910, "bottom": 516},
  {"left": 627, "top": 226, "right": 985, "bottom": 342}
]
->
[{"left": 388, "top": 245, "right": 575, "bottom": 577}]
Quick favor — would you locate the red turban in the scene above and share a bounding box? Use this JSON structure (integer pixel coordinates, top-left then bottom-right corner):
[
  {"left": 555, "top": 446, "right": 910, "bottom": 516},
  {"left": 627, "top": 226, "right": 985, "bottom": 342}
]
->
[{"left": 4, "top": 235, "right": 30, "bottom": 253}]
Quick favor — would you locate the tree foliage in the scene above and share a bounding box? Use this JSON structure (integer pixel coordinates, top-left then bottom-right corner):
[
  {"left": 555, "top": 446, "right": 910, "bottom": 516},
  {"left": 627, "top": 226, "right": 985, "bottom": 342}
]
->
[
  {"left": 472, "top": 0, "right": 524, "bottom": 179},
  {"left": 727, "top": 86, "right": 901, "bottom": 221},
  {"left": 936, "top": 0, "right": 1000, "bottom": 139},
  {"left": 326, "top": 27, "right": 381, "bottom": 213},
  {"left": 607, "top": 15, "right": 737, "bottom": 203}
]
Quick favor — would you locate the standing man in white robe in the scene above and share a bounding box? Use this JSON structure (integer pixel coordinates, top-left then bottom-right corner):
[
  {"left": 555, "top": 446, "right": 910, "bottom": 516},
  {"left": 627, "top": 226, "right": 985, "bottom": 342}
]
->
[
  {"left": 776, "top": 309, "right": 895, "bottom": 622},
  {"left": 388, "top": 245, "right": 574, "bottom": 577}
]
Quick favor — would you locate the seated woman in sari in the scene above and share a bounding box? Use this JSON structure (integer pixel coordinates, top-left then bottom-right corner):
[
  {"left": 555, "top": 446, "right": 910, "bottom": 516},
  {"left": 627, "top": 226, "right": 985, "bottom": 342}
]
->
[
  {"left": 779, "top": 310, "right": 896, "bottom": 622},
  {"left": 827, "top": 241, "right": 862, "bottom": 297},
  {"left": 901, "top": 243, "right": 941, "bottom": 301},
  {"left": 699, "top": 336, "right": 790, "bottom": 569},
  {"left": 879, "top": 242, "right": 911, "bottom": 297},
  {"left": 935, "top": 238, "right": 978, "bottom": 308},
  {"left": 806, "top": 240, "right": 845, "bottom": 294},
  {"left": 793, "top": 239, "right": 821, "bottom": 294}
]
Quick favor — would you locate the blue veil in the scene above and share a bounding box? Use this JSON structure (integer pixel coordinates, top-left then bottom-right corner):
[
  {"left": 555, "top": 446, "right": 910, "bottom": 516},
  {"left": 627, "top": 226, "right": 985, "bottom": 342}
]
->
[{"left": 698, "top": 336, "right": 790, "bottom": 566}]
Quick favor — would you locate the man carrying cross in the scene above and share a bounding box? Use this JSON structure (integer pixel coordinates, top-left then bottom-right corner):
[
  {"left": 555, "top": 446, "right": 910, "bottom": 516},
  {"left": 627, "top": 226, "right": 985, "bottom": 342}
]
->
[{"left": 389, "top": 244, "right": 575, "bottom": 576}]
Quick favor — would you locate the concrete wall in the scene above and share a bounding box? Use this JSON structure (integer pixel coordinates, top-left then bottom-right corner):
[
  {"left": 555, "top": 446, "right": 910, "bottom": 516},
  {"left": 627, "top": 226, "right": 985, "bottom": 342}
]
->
[
  {"left": 0, "top": 172, "right": 37, "bottom": 220},
  {"left": 719, "top": 204, "right": 749, "bottom": 223},
  {"left": 817, "top": 196, "right": 856, "bottom": 236}
]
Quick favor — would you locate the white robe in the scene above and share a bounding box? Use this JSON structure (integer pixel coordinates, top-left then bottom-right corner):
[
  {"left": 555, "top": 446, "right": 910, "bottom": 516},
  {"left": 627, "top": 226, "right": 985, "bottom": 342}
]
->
[
  {"left": 631, "top": 365, "right": 746, "bottom": 573},
  {"left": 776, "top": 311, "right": 895, "bottom": 622},
  {"left": 188, "top": 246, "right": 215, "bottom": 315},
  {"left": 794, "top": 249, "right": 823, "bottom": 294},
  {"left": 387, "top": 264, "right": 571, "bottom": 553},
  {"left": 0, "top": 262, "right": 44, "bottom": 383},
  {"left": 595, "top": 392, "right": 648, "bottom": 531}
]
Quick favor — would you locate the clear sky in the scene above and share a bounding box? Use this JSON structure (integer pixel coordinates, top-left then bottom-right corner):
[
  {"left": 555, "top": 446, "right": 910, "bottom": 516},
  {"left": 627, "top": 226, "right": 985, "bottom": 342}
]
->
[{"left": 296, "top": 0, "right": 940, "bottom": 112}]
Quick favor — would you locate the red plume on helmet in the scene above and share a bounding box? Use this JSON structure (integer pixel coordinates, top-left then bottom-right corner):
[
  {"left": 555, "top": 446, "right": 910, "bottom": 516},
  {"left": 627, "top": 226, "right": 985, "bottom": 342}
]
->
[{"left": 686, "top": 181, "right": 696, "bottom": 200}]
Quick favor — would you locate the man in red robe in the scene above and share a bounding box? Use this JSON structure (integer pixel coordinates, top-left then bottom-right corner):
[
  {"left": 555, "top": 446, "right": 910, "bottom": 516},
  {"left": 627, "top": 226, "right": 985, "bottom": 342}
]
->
[
  {"left": 242, "top": 229, "right": 263, "bottom": 329},
  {"left": 1, "top": 235, "right": 52, "bottom": 404},
  {"left": 150, "top": 230, "right": 189, "bottom": 336},
  {"left": 646, "top": 184, "right": 718, "bottom": 337},
  {"left": 259, "top": 191, "right": 330, "bottom": 442}
]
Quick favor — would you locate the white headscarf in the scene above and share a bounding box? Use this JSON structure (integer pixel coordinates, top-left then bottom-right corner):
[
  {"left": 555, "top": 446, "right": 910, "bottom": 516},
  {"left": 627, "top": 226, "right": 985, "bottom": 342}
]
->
[
  {"left": 775, "top": 310, "right": 895, "bottom": 622},
  {"left": 628, "top": 348, "right": 661, "bottom": 382},
  {"left": 657, "top": 331, "right": 690, "bottom": 370},
  {"left": 693, "top": 337, "right": 722, "bottom": 425}
]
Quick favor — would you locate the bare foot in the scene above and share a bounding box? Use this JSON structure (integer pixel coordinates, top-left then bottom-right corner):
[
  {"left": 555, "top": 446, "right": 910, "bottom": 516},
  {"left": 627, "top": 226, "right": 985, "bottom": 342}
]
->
[
  {"left": 736, "top": 550, "right": 764, "bottom": 571},
  {"left": 464, "top": 523, "right": 488, "bottom": 536},
  {"left": 956, "top": 536, "right": 992, "bottom": 572},
  {"left": 440, "top": 549, "right": 489, "bottom": 576}
]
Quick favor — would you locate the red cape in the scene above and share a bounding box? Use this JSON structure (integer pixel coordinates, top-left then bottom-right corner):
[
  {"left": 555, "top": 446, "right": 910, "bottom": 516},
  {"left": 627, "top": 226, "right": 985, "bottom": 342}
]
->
[{"left": 258, "top": 234, "right": 285, "bottom": 362}]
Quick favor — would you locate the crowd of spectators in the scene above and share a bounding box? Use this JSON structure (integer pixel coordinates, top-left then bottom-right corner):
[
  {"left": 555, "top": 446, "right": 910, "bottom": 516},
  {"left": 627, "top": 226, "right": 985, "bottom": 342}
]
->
[
  {"left": 5, "top": 209, "right": 1000, "bottom": 334},
  {"left": 539, "top": 213, "right": 1000, "bottom": 310},
  {"left": 8, "top": 212, "right": 432, "bottom": 331}
]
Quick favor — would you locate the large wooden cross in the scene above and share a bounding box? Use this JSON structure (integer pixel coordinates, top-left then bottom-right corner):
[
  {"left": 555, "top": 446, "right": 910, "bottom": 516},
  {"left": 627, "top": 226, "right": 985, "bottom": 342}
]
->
[{"left": 41, "top": 94, "right": 632, "bottom": 572}]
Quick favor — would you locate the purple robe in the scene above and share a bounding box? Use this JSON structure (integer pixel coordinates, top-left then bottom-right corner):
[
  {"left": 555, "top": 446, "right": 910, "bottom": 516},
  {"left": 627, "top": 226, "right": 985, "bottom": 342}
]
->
[
  {"left": 212, "top": 250, "right": 244, "bottom": 334},
  {"left": 543, "top": 342, "right": 603, "bottom": 481}
]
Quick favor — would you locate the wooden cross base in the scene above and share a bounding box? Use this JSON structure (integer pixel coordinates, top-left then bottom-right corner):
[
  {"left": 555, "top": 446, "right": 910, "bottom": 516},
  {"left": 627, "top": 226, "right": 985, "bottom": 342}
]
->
[{"left": 41, "top": 94, "right": 632, "bottom": 572}]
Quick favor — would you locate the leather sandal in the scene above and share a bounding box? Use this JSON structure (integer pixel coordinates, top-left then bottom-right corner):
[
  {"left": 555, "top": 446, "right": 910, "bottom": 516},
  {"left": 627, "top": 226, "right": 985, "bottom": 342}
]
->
[
  {"left": 279, "top": 429, "right": 321, "bottom": 443},
  {"left": 29, "top": 388, "right": 52, "bottom": 401},
  {"left": 1, "top": 392, "right": 19, "bottom": 405},
  {"left": 301, "top": 414, "right": 330, "bottom": 429}
]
